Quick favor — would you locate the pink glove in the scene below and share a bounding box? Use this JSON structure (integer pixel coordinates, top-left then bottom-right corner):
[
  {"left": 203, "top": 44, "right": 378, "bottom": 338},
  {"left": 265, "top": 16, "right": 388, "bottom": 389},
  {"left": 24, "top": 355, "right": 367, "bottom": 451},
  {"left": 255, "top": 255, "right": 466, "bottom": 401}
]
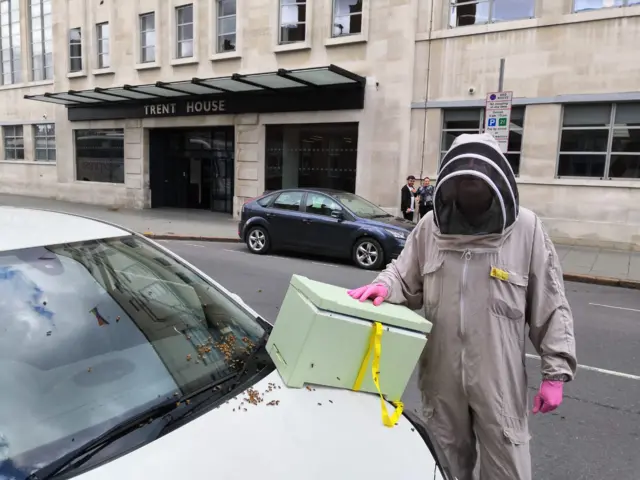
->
[
  {"left": 532, "top": 380, "right": 564, "bottom": 414},
  {"left": 347, "top": 284, "right": 388, "bottom": 307}
]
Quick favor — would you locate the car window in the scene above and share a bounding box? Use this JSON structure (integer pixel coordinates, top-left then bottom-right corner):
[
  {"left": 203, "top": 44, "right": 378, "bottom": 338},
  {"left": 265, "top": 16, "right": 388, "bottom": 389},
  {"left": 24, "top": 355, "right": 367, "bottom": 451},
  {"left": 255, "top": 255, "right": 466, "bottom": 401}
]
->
[
  {"left": 271, "top": 192, "right": 303, "bottom": 211},
  {"left": 305, "top": 193, "right": 342, "bottom": 217},
  {"left": 0, "top": 235, "right": 265, "bottom": 473},
  {"left": 257, "top": 193, "right": 276, "bottom": 207},
  {"left": 332, "top": 192, "right": 392, "bottom": 219}
]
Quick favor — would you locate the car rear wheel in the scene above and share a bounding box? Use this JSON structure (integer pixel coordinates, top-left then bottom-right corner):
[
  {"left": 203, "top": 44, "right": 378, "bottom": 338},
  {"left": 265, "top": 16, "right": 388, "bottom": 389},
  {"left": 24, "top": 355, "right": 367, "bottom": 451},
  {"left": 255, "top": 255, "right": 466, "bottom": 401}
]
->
[
  {"left": 353, "top": 237, "right": 384, "bottom": 270},
  {"left": 246, "top": 226, "right": 270, "bottom": 255}
]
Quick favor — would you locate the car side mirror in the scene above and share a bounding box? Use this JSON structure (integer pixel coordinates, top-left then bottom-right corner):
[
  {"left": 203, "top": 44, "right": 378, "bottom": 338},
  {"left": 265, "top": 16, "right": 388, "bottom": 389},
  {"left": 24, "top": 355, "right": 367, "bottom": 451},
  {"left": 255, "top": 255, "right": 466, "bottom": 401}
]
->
[{"left": 331, "top": 210, "right": 344, "bottom": 221}]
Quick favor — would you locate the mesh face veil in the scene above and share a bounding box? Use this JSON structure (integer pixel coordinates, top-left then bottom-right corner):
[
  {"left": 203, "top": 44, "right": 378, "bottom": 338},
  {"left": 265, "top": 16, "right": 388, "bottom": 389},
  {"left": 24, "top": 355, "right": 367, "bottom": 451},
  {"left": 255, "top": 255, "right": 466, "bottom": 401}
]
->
[{"left": 434, "top": 133, "right": 519, "bottom": 236}]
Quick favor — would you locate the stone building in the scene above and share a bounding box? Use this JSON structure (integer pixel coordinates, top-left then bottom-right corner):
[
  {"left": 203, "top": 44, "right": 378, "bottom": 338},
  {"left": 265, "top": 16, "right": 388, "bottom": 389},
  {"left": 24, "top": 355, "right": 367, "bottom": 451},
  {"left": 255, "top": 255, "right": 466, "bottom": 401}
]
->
[{"left": 1, "top": 0, "right": 639, "bottom": 249}]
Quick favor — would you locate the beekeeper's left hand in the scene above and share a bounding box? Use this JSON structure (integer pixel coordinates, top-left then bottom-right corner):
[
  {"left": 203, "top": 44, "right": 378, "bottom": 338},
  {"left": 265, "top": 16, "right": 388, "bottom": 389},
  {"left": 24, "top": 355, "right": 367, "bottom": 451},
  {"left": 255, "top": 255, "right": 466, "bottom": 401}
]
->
[{"left": 532, "top": 380, "right": 564, "bottom": 414}]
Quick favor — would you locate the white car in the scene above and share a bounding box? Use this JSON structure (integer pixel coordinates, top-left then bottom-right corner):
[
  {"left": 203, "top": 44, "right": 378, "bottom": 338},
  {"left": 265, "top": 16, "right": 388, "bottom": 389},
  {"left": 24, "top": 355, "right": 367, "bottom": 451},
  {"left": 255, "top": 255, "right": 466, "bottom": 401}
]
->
[{"left": 0, "top": 207, "right": 452, "bottom": 480}]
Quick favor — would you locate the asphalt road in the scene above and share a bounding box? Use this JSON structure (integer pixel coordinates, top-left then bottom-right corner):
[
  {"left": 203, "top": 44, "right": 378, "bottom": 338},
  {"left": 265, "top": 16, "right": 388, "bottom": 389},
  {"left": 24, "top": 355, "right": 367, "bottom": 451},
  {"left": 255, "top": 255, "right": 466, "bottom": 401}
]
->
[{"left": 160, "top": 239, "right": 640, "bottom": 480}]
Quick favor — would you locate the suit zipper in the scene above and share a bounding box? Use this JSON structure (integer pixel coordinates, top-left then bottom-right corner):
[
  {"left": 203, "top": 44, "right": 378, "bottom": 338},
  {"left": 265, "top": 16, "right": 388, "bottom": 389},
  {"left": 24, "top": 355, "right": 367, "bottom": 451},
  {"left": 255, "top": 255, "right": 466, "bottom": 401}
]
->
[{"left": 460, "top": 249, "right": 472, "bottom": 396}]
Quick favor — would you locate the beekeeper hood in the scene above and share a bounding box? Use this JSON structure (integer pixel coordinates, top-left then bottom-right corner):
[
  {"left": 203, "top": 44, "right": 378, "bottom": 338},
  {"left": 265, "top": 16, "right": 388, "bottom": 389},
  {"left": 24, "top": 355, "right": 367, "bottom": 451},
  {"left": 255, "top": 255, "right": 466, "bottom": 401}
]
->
[{"left": 434, "top": 133, "right": 519, "bottom": 236}]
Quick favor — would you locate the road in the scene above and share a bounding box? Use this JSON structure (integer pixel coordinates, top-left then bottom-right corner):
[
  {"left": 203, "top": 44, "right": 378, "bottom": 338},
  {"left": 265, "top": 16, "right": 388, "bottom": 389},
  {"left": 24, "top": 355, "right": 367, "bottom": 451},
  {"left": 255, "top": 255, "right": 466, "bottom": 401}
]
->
[{"left": 160, "top": 239, "right": 640, "bottom": 480}]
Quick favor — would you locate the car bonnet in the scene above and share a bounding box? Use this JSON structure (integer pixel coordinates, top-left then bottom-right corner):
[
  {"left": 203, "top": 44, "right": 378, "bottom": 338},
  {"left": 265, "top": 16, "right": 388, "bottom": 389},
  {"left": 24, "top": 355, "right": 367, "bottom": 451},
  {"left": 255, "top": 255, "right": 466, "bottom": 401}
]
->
[{"left": 74, "top": 371, "right": 440, "bottom": 480}]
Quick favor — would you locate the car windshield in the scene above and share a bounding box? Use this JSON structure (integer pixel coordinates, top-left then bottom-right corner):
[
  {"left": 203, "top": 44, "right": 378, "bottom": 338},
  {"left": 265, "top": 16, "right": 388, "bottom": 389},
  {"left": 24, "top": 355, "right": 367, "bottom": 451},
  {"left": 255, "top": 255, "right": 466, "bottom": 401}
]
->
[
  {"left": 0, "top": 235, "right": 266, "bottom": 477},
  {"left": 332, "top": 192, "right": 392, "bottom": 219}
]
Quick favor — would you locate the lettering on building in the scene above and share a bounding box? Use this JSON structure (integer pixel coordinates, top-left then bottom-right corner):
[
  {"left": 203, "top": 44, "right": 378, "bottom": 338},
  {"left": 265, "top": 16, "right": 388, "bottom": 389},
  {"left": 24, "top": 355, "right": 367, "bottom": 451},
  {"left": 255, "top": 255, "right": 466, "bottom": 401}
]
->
[
  {"left": 185, "top": 100, "right": 226, "bottom": 114},
  {"left": 144, "top": 103, "right": 177, "bottom": 116}
]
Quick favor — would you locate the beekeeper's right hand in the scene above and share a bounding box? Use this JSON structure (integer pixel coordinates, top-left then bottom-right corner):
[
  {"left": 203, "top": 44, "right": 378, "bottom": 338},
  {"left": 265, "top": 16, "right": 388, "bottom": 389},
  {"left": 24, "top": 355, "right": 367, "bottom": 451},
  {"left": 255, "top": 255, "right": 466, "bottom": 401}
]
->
[{"left": 347, "top": 284, "right": 388, "bottom": 307}]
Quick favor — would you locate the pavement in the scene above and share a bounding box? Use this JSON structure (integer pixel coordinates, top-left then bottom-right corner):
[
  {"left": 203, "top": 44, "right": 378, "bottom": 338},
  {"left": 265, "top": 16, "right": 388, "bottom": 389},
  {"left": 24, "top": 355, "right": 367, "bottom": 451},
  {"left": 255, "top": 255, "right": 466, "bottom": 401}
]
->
[
  {"left": 158, "top": 239, "right": 640, "bottom": 480},
  {"left": 1, "top": 193, "right": 639, "bottom": 288}
]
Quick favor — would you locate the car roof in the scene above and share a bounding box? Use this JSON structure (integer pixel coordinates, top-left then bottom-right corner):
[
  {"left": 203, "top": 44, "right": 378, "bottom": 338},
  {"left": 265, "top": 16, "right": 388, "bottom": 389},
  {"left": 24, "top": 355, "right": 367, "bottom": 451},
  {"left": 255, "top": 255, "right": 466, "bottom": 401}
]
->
[
  {"left": 264, "top": 188, "right": 346, "bottom": 196},
  {"left": 0, "top": 206, "right": 130, "bottom": 253}
]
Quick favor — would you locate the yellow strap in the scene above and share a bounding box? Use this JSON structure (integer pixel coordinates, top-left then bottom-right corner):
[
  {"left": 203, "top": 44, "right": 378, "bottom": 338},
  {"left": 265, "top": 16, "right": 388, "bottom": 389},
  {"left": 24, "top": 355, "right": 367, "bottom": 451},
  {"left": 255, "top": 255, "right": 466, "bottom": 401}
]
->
[{"left": 353, "top": 322, "right": 404, "bottom": 428}]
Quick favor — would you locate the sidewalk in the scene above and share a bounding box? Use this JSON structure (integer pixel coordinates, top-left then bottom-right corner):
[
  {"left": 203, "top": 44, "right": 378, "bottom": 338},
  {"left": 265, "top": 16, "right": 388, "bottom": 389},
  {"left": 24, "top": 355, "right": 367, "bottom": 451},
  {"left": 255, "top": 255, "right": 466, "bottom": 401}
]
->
[{"left": 1, "top": 193, "right": 639, "bottom": 288}]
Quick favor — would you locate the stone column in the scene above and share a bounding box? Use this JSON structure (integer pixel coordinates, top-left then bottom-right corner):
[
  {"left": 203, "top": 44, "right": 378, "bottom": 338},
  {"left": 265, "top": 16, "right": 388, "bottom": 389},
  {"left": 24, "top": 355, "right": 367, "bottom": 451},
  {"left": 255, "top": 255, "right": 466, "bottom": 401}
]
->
[
  {"left": 233, "top": 114, "right": 261, "bottom": 219},
  {"left": 519, "top": 104, "right": 562, "bottom": 179},
  {"left": 124, "top": 119, "right": 144, "bottom": 208}
]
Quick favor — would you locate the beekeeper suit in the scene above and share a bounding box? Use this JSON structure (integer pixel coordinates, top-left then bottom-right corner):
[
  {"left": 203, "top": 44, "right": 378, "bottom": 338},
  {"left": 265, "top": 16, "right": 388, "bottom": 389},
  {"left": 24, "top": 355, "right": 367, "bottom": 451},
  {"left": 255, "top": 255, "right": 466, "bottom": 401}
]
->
[{"left": 348, "top": 133, "right": 577, "bottom": 480}]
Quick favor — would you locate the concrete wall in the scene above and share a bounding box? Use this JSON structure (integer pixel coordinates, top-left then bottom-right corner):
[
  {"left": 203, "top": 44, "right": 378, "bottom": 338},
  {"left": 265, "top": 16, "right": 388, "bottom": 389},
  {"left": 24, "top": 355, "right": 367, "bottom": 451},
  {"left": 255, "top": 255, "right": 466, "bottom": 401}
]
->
[{"left": 410, "top": 1, "right": 640, "bottom": 250}]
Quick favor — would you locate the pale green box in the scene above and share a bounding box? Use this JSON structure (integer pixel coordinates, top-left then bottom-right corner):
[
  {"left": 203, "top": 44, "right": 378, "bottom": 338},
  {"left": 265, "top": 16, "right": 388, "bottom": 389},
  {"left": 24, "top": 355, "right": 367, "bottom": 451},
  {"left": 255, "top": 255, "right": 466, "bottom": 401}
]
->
[{"left": 267, "top": 275, "right": 432, "bottom": 401}]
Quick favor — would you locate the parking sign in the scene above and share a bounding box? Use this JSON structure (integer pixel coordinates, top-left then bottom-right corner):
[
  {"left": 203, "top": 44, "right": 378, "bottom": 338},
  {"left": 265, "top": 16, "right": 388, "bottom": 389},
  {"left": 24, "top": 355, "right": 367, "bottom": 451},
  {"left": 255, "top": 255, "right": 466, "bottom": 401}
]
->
[{"left": 485, "top": 91, "right": 513, "bottom": 153}]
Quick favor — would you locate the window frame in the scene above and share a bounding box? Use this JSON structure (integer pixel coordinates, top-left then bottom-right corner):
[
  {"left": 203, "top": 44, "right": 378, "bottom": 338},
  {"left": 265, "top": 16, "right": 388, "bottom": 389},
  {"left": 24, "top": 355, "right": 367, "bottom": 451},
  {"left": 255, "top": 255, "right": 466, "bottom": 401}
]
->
[
  {"left": 449, "top": 0, "right": 536, "bottom": 28},
  {"left": 556, "top": 103, "right": 640, "bottom": 180},
  {"left": 215, "top": 0, "right": 236, "bottom": 53},
  {"left": 573, "top": 0, "right": 638, "bottom": 13},
  {"left": 278, "top": 0, "right": 307, "bottom": 45},
  {"left": 3, "top": 125, "right": 24, "bottom": 160},
  {"left": 331, "top": 0, "right": 363, "bottom": 38},
  {"left": 175, "top": 3, "right": 194, "bottom": 59},
  {"left": 68, "top": 27, "right": 83, "bottom": 73},
  {"left": 0, "top": 0, "right": 22, "bottom": 85},
  {"left": 74, "top": 128, "right": 125, "bottom": 184},
  {"left": 139, "top": 12, "right": 156, "bottom": 63},
  {"left": 28, "top": 0, "right": 53, "bottom": 81},
  {"left": 33, "top": 123, "right": 56, "bottom": 162},
  {"left": 96, "top": 22, "right": 110, "bottom": 69},
  {"left": 440, "top": 107, "right": 525, "bottom": 176}
]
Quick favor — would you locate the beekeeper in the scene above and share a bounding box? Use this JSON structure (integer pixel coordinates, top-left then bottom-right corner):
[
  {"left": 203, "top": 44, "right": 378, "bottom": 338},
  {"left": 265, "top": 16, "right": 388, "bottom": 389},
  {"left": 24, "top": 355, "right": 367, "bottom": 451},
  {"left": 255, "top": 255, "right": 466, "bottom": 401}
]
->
[{"left": 348, "top": 133, "right": 577, "bottom": 480}]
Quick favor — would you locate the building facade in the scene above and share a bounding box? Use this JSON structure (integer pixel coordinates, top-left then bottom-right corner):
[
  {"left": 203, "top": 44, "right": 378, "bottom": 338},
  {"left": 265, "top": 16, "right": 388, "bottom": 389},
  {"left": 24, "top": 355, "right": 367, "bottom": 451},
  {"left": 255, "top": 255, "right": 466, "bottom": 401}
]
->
[{"left": 0, "top": 0, "right": 639, "bottom": 249}]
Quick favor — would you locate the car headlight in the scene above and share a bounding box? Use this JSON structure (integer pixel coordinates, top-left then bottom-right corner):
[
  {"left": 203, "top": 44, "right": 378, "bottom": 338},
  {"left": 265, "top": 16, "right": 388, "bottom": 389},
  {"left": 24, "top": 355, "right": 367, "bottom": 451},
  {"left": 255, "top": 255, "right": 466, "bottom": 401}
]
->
[{"left": 384, "top": 228, "right": 407, "bottom": 240}]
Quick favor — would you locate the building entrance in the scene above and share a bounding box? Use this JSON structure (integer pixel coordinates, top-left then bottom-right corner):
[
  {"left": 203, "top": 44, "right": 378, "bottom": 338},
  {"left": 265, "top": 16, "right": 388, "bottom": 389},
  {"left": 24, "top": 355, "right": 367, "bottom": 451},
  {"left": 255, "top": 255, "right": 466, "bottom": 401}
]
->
[{"left": 149, "top": 127, "right": 234, "bottom": 213}]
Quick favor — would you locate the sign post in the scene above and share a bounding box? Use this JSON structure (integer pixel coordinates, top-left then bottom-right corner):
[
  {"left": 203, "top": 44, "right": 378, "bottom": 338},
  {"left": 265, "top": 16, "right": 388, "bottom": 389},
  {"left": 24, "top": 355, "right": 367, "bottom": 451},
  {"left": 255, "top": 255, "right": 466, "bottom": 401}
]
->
[{"left": 484, "top": 91, "right": 513, "bottom": 154}]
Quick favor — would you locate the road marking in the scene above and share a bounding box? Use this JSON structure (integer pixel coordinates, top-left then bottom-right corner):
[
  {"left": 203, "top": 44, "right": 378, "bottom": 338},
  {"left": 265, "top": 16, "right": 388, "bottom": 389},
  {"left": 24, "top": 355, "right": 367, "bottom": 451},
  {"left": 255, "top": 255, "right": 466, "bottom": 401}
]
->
[
  {"left": 589, "top": 302, "right": 640, "bottom": 313},
  {"left": 311, "top": 261, "right": 338, "bottom": 268},
  {"left": 525, "top": 354, "right": 640, "bottom": 381},
  {"left": 183, "top": 243, "right": 204, "bottom": 248}
]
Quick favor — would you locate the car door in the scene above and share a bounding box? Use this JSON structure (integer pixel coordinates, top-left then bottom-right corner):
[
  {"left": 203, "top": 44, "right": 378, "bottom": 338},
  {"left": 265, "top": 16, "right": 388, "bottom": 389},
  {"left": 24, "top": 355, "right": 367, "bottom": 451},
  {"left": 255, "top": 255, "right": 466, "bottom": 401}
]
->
[
  {"left": 263, "top": 191, "right": 306, "bottom": 248},
  {"left": 301, "top": 192, "right": 354, "bottom": 257}
]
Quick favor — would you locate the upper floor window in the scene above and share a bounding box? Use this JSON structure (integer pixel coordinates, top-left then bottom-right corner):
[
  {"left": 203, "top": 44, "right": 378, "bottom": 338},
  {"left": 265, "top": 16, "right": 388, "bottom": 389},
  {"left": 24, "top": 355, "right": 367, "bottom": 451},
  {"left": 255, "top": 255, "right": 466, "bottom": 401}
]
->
[
  {"left": 279, "top": 0, "right": 306, "bottom": 44},
  {"left": 96, "top": 22, "right": 110, "bottom": 68},
  {"left": 558, "top": 103, "right": 640, "bottom": 179},
  {"left": 0, "top": 0, "right": 22, "bottom": 85},
  {"left": 574, "top": 0, "right": 640, "bottom": 12},
  {"left": 332, "top": 0, "right": 362, "bottom": 37},
  {"left": 216, "top": 0, "right": 236, "bottom": 53},
  {"left": 29, "top": 0, "right": 53, "bottom": 81},
  {"left": 449, "top": 0, "right": 535, "bottom": 28},
  {"left": 176, "top": 4, "right": 194, "bottom": 58},
  {"left": 68, "top": 27, "right": 82, "bottom": 72},
  {"left": 139, "top": 12, "right": 156, "bottom": 63},
  {"left": 440, "top": 107, "right": 525, "bottom": 175}
]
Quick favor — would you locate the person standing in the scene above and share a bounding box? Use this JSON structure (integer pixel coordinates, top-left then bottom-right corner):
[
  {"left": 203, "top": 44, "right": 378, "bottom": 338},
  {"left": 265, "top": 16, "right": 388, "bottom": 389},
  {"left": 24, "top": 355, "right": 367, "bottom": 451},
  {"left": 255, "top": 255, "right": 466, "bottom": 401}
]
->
[
  {"left": 348, "top": 133, "right": 577, "bottom": 480},
  {"left": 400, "top": 175, "right": 417, "bottom": 221},
  {"left": 417, "top": 177, "right": 434, "bottom": 220}
]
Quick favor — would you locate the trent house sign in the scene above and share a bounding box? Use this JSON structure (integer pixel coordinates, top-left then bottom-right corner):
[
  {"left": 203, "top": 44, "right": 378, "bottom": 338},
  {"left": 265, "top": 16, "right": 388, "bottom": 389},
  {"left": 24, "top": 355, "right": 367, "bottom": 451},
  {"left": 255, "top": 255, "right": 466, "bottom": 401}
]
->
[{"left": 144, "top": 99, "right": 227, "bottom": 117}]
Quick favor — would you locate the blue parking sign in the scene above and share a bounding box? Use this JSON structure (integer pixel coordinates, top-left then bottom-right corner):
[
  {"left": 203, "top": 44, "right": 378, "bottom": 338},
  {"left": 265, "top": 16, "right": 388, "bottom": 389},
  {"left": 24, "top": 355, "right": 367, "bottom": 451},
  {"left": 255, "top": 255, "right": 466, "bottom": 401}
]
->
[{"left": 487, "top": 118, "right": 497, "bottom": 127}]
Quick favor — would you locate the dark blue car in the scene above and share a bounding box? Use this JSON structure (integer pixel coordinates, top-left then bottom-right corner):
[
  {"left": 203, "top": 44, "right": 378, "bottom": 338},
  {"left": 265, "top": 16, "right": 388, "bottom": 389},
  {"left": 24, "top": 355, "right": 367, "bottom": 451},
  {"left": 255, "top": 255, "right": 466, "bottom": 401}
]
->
[{"left": 238, "top": 189, "right": 415, "bottom": 270}]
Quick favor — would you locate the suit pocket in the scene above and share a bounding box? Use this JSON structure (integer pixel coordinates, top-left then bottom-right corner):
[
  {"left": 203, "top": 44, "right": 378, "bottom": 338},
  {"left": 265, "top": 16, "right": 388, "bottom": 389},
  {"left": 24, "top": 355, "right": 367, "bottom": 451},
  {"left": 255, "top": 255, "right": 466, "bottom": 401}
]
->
[
  {"left": 422, "top": 259, "right": 444, "bottom": 309},
  {"left": 489, "top": 266, "right": 529, "bottom": 320}
]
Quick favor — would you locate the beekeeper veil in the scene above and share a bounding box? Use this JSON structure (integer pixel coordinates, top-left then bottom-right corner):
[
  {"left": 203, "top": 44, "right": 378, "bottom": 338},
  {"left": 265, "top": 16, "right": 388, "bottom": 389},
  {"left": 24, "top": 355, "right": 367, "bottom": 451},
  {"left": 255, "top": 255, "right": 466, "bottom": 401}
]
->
[{"left": 434, "top": 133, "right": 519, "bottom": 236}]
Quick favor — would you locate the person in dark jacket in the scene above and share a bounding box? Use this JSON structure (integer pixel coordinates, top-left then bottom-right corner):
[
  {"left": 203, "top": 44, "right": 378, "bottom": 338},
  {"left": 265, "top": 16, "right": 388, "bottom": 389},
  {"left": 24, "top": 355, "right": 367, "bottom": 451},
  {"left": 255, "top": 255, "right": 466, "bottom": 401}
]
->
[
  {"left": 400, "top": 175, "right": 417, "bottom": 221},
  {"left": 417, "top": 177, "right": 435, "bottom": 220}
]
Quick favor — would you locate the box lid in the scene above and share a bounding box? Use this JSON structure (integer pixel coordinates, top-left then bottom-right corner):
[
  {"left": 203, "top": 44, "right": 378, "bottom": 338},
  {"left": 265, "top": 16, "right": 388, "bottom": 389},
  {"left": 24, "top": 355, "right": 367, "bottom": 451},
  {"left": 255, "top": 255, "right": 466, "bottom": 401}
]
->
[{"left": 290, "top": 275, "right": 432, "bottom": 334}]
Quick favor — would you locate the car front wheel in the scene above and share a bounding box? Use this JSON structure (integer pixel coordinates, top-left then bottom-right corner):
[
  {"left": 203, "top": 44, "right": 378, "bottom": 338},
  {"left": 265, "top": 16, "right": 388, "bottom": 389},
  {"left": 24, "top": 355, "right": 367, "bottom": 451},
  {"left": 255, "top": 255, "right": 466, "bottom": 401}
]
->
[
  {"left": 352, "top": 237, "right": 384, "bottom": 270},
  {"left": 246, "top": 226, "right": 270, "bottom": 255}
]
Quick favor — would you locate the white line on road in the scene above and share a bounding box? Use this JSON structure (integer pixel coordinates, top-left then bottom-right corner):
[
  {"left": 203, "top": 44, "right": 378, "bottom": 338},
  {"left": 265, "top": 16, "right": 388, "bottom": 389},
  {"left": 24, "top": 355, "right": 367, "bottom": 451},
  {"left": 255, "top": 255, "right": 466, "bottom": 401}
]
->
[
  {"left": 589, "top": 302, "right": 640, "bottom": 313},
  {"left": 183, "top": 243, "right": 205, "bottom": 248},
  {"left": 525, "top": 354, "right": 640, "bottom": 381},
  {"left": 311, "top": 261, "right": 338, "bottom": 268}
]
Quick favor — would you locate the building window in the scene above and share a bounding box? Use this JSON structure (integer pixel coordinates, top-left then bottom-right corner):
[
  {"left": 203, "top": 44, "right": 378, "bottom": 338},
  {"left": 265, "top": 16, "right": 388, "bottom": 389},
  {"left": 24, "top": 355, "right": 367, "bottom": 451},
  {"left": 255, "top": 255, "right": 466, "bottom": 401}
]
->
[
  {"left": 75, "top": 129, "right": 125, "bottom": 184},
  {"left": 332, "top": 0, "right": 362, "bottom": 37},
  {"left": 95, "top": 22, "right": 110, "bottom": 68},
  {"left": 279, "top": 0, "right": 306, "bottom": 44},
  {"left": 265, "top": 123, "right": 358, "bottom": 192},
  {"left": 440, "top": 107, "right": 525, "bottom": 175},
  {"left": 216, "top": 0, "right": 236, "bottom": 53},
  {"left": 3, "top": 125, "right": 24, "bottom": 160},
  {"left": 139, "top": 12, "right": 155, "bottom": 63},
  {"left": 574, "top": 0, "right": 640, "bottom": 12},
  {"left": 0, "top": 0, "right": 22, "bottom": 85},
  {"left": 34, "top": 124, "right": 56, "bottom": 162},
  {"left": 29, "top": 0, "right": 53, "bottom": 81},
  {"left": 176, "top": 4, "right": 194, "bottom": 58},
  {"left": 449, "top": 0, "right": 535, "bottom": 28},
  {"left": 68, "top": 27, "right": 82, "bottom": 72},
  {"left": 558, "top": 103, "right": 640, "bottom": 179}
]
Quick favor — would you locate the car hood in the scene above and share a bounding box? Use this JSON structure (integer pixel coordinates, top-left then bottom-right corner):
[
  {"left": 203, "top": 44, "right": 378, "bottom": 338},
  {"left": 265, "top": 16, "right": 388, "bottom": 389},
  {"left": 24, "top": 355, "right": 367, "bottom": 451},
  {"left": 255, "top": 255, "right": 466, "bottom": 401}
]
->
[
  {"left": 76, "top": 371, "right": 441, "bottom": 480},
  {"left": 359, "top": 216, "right": 415, "bottom": 231}
]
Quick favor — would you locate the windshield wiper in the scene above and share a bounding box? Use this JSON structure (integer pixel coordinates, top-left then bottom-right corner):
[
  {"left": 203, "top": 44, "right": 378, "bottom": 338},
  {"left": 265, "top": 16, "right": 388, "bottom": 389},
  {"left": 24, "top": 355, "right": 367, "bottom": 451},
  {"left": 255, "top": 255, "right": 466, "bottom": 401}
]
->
[{"left": 26, "top": 372, "right": 239, "bottom": 480}]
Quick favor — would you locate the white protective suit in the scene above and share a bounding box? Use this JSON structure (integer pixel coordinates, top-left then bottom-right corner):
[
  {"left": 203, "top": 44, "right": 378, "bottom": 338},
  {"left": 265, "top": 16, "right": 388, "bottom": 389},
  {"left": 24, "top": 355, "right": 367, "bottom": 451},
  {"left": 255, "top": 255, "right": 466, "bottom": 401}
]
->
[{"left": 375, "top": 133, "right": 577, "bottom": 480}]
